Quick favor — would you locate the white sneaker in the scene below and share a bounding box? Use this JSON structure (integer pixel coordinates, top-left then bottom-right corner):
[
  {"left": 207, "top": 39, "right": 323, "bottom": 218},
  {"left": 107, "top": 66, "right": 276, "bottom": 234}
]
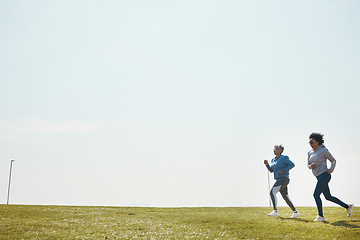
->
[
  {"left": 346, "top": 204, "right": 354, "bottom": 217},
  {"left": 314, "top": 215, "right": 326, "bottom": 222},
  {"left": 290, "top": 211, "right": 300, "bottom": 218},
  {"left": 268, "top": 210, "right": 279, "bottom": 217}
]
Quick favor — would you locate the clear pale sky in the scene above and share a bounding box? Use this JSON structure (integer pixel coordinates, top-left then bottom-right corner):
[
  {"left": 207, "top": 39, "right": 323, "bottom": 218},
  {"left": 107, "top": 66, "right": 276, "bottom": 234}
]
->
[{"left": 1, "top": 1, "right": 359, "bottom": 207}]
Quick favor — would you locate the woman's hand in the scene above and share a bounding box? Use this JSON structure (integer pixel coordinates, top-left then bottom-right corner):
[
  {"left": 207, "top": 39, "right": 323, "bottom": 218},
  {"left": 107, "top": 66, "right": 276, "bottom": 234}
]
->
[
  {"left": 309, "top": 163, "right": 315, "bottom": 169},
  {"left": 264, "top": 160, "right": 269, "bottom": 165},
  {"left": 326, "top": 169, "right": 333, "bottom": 173},
  {"left": 278, "top": 170, "right": 284, "bottom": 175}
]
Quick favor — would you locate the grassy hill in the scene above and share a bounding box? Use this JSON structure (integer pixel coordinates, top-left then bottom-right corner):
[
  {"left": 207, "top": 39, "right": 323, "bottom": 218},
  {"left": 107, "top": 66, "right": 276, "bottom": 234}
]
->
[{"left": 0, "top": 205, "right": 359, "bottom": 239}]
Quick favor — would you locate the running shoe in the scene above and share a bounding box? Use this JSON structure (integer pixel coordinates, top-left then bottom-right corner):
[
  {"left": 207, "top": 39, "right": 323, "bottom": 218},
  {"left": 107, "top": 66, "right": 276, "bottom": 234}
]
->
[
  {"left": 314, "top": 215, "right": 326, "bottom": 222},
  {"left": 268, "top": 210, "right": 279, "bottom": 217},
  {"left": 346, "top": 204, "right": 354, "bottom": 217},
  {"left": 290, "top": 211, "right": 300, "bottom": 218}
]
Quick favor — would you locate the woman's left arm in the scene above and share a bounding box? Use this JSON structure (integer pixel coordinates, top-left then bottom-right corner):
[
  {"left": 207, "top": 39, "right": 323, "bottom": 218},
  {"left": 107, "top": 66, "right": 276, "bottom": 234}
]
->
[
  {"left": 325, "top": 149, "right": 336, "bottom": 173},
  {"left": 282, "top": 156, "right": 295, "bottom": 173}
]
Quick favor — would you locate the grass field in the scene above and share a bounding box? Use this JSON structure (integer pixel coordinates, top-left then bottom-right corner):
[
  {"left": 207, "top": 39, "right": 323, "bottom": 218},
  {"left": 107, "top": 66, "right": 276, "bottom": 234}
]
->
[{"left": 0, "top": 205, "right": 359, "bottom": 239}]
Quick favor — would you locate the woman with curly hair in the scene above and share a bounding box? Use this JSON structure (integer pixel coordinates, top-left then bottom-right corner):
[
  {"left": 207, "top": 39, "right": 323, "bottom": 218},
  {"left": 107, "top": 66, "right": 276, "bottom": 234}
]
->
[{"left": 308, "top": 132, "right": 354, "bottom": 222}]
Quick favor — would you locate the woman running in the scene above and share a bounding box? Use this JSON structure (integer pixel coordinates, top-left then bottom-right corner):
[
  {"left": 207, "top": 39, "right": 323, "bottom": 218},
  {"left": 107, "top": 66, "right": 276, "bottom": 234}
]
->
[
  {"left": 264, "top": 144, "right": 300, "bottom": 218},
  {"left": 308, "top": 132, "right": 353, "bottom": 222}
]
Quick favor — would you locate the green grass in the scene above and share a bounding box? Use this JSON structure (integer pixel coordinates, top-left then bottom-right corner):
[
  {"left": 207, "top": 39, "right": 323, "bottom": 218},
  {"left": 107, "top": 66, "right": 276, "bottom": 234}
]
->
[{"left": 0, "top": 205, "right": 359, "bottom": 239}]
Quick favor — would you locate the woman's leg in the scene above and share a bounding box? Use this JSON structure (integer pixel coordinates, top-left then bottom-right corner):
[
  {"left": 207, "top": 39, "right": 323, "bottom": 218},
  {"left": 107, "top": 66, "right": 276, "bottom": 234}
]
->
[
  {"left": 280, "top": 186, "right": 296, "bottom": 211},
  {"left": 314, "top": 173, "right": 331, "bottom": 217},
  {"left": 322, "top": 175, "right": 349, "bottom": 208},
  {"left": 270, "top": 185, "right": 280, "bottom": 210}
]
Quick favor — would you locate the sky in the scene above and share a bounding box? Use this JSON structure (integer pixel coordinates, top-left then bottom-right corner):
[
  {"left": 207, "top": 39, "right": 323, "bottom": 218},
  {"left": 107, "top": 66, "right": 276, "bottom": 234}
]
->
[{"left": 0, "top": 0, "right": 359, "bottom": 208}]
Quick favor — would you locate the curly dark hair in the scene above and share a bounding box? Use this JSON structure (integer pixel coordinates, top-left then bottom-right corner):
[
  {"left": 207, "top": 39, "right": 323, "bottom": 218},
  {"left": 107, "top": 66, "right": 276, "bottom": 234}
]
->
[{"left": 309, "top": 132, "right": 324, "bottom": 145}]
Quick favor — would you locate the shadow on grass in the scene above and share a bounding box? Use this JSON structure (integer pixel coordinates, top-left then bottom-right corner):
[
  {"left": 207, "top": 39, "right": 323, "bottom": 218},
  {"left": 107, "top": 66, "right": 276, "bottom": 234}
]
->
[
  {"left": 279, "top": 217, "right": 312, "bottom": 223},
  {"left": 280, "top": 217, "right": 360, "bottom": 228},
  {"left": 330, "top": 220, "right": 360, "bottom": 229}
]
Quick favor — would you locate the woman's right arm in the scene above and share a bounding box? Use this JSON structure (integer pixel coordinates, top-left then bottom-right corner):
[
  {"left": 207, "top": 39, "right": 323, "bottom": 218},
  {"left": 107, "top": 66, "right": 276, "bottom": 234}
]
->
[
  {"left": 264, "top": 160, "right": 273, "bottom": 172},
  {"left": 307, "top": 152, "right": 314, "bottom": 169}
]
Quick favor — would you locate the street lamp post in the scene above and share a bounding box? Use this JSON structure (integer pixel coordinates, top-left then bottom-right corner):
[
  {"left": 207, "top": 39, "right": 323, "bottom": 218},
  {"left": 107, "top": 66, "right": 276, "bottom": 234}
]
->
[
  {"left": 267, "top": 170, "right": 271, "bottom": 208},
  {"left": 7, "top": 159, "right": 15, "bottom": 204}
]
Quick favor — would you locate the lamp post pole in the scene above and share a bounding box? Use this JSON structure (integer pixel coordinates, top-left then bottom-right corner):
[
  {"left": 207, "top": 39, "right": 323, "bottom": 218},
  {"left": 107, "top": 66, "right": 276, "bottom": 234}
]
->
[
  {"left": 7, "top": 159, "right": 15, "bottom": 204},
  {"left": 267, "top": 170, "right": 271, "bottom": 208}
]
